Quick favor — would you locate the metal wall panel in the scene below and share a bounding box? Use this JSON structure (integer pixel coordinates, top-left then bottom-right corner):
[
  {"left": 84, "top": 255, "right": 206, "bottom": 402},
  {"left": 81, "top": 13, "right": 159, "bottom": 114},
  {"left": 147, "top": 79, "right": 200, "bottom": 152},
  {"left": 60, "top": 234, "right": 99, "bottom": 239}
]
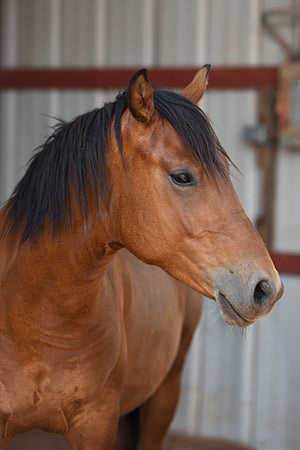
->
[{"left": 0, "top": 1, "right": 299, "bottom": 450}]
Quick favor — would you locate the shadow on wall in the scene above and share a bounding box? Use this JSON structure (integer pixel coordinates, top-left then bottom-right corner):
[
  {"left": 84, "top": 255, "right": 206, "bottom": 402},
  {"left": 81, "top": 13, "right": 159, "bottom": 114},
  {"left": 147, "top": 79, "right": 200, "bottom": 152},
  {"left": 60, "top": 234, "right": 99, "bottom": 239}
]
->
[{"left": 7, "top": 430, "right": 255, "bottom": 450}]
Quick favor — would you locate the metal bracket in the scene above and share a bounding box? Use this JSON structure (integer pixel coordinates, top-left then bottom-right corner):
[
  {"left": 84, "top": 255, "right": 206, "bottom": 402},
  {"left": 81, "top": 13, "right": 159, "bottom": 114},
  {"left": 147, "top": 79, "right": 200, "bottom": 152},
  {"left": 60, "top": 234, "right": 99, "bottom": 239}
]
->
[{"left": 262, "top": 8, "right": 300, "bottom": 61}]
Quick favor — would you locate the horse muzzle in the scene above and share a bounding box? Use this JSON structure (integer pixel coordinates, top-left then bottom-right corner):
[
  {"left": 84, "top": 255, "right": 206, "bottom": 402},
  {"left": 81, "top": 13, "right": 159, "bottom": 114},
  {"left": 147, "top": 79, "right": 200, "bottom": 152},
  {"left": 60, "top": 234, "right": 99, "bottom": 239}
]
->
[{"left": 213, "top": 269, "right": 284, "bottom": 327}]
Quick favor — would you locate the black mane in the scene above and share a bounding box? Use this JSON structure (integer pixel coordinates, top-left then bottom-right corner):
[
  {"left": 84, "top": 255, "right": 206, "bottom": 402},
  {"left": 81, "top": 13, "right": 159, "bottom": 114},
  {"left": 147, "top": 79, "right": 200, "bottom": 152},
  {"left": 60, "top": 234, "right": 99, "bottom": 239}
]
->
[{"left": 1, "top": 88, "right": 229, "bottom": 243}]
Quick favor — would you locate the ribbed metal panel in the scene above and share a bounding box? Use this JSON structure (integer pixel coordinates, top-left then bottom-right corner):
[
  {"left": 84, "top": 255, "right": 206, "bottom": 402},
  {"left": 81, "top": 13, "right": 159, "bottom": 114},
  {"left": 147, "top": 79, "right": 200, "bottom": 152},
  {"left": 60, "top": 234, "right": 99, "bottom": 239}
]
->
[{"left": 0, "top": 2, "right": 299, "bottom": 450}]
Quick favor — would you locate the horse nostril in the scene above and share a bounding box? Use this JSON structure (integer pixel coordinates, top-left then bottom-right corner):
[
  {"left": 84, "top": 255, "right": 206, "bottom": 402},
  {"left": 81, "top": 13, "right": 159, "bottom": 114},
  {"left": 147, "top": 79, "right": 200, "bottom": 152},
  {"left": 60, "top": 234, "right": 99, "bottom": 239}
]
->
[{"left": 254, "top": 280, "right": 272, "bottom": 305}]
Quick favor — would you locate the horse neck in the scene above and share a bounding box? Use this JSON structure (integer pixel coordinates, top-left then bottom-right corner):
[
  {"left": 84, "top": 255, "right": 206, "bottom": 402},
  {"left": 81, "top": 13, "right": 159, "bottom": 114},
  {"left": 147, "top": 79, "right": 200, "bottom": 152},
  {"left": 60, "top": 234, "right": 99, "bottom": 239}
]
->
[{"left": 0, "top": 212, "right": 118, "bottom": 310}]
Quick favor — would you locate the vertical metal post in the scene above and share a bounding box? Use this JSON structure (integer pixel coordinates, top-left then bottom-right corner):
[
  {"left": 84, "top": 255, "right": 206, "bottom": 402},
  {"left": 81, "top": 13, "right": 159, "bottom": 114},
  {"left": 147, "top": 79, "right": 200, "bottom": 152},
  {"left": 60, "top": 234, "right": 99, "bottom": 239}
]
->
[{"left": 0, "top": 0, "right": 18, "bottom": 201}]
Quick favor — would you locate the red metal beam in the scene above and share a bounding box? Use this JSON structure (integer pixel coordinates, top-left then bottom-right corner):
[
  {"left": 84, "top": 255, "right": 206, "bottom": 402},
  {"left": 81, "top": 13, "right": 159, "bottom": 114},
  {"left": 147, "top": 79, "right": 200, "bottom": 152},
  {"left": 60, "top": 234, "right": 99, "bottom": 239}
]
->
[
  {"left": 271, "top": 252, "right": 300, "bottom": 275},
  {"left": 0, "top": 66, "right": 279, "bottom": 90}
]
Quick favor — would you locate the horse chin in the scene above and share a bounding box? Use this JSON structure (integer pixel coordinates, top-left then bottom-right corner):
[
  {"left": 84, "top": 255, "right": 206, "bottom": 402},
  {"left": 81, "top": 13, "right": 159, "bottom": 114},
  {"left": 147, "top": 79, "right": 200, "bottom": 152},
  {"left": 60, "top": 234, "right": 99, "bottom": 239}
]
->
[{"left": 216, "top": 293, "right": 254, "bottom": 328}]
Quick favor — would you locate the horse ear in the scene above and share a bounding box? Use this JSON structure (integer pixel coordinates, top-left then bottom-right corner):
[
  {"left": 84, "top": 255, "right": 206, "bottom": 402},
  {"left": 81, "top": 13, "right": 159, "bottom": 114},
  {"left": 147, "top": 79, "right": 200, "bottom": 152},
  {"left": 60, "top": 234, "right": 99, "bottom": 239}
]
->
[
  {"left": 181, "top": 64, "right": 211, "bottom": 104},
  {"left": 128, "top": 69, "right": 154, "bottom": 124}
]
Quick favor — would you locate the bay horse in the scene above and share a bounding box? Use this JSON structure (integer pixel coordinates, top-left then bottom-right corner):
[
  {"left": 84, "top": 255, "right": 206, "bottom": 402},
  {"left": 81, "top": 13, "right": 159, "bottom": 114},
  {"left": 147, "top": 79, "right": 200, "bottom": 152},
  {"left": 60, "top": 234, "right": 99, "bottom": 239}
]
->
[{"left": 0, "top": 66, "right": 283, "bottom": 450}]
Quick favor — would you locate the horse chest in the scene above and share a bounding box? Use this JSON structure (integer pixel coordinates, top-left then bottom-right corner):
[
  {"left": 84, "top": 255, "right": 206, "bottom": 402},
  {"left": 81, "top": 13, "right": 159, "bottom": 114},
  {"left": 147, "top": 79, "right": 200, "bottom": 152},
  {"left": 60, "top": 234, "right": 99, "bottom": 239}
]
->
[{"left": 120, "top": 291, "right": 185, "bottom": 414}]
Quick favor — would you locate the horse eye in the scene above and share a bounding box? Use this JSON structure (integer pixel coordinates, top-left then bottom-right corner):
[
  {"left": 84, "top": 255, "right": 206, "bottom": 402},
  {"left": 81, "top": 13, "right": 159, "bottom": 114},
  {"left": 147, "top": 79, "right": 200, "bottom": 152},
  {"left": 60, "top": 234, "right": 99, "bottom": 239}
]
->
[{"left": 170, "top": 172, "right": 194, "bottom": 186}]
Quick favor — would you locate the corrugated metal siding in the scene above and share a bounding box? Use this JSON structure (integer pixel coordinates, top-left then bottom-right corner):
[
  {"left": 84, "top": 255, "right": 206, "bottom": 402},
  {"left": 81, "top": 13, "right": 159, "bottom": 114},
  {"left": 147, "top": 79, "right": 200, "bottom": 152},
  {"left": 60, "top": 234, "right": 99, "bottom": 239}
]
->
[{"left": 0, "top": 1, "right": 299, "bottom": 450}]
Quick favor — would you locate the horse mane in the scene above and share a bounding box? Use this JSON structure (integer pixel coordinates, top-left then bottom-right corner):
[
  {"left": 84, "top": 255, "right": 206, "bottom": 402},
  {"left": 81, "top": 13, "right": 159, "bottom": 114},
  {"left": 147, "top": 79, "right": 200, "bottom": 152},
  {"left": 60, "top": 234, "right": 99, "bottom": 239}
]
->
[{"left": 1, "top": 88, "right": 229, "bottom": 244}]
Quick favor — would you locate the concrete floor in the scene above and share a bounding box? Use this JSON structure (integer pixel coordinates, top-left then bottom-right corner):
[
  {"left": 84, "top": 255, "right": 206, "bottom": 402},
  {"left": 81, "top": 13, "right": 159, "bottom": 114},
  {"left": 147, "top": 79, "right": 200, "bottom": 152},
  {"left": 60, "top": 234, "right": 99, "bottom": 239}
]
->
[{"left": 7, "top": 429, "right": 256, "bottom": 450}]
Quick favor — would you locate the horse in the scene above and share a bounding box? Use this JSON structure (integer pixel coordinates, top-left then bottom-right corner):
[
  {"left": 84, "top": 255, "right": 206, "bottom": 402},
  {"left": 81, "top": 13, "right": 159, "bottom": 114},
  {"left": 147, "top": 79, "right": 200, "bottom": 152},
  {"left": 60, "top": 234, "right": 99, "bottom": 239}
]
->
[{"left": 0, "top": 66, "right": 283, "bottom": 450}]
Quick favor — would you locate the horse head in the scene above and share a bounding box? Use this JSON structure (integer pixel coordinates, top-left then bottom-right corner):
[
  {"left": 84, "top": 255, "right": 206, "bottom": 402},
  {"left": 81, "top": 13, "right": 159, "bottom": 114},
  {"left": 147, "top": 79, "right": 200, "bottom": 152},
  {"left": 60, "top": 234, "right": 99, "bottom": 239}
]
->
[{"left": 107, "top": 67, "right": 283, "bottom": 327}]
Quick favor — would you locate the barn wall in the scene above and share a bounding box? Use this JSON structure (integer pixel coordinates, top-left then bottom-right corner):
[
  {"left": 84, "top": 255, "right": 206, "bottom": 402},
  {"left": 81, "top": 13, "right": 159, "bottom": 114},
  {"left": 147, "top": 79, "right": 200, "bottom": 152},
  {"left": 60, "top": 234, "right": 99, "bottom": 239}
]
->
[{"left": 0, "top": 1, "right": 299, "bottom": 450}]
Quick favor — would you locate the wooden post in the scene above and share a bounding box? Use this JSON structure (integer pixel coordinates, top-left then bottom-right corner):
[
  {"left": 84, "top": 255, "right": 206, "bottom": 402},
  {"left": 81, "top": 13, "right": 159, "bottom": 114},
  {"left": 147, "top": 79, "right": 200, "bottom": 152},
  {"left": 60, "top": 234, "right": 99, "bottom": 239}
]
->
[{"left": 254, "top": 89, "right": 278, "bottom": 247}]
